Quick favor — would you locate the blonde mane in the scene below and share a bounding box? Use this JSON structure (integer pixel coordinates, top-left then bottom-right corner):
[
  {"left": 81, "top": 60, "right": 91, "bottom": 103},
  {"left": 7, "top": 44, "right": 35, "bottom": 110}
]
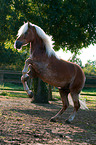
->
[{"left": 17, "top": 22, "right": 59, "bottom": 58}]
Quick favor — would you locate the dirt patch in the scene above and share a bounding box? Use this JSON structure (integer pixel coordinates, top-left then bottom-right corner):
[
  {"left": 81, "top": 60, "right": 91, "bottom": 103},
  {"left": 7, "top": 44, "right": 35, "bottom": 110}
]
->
[{"left": 0, "top": 97, "right": 96, "bottom": 144}]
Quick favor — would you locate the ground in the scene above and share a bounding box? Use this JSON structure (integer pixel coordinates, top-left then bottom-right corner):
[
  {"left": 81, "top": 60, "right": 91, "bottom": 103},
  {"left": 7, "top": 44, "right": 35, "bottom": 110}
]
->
[{"left": 0, "top": 91, "right": 96, "bottom": 145}]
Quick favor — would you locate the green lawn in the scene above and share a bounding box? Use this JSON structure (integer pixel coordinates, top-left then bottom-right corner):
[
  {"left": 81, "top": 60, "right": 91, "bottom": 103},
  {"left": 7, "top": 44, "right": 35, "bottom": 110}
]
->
[
  {"left": 0, "top": 82, "right": 24, "bottom": 91},
  {"left": 0, "top": 83, "right": 96, "bottom": 109},
  {"left": 0, "top": 83, "right": 27, "bottom": 98}
]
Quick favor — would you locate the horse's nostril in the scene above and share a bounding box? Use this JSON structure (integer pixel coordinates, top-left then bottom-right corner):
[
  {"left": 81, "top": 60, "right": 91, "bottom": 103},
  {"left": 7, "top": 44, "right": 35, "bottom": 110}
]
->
[{"left": 15, "top": 41, "right": 22, "bottom": 49}]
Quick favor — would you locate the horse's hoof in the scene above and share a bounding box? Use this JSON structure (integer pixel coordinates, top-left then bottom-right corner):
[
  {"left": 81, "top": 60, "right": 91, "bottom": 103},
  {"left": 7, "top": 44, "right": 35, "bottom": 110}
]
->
[
  {"left": 65, "top": 119, "right": 71, "bottom": 124},
  {"left": 50, "top": 118, "right": 56, "bottom": 122},
  {"left": 28, "top": 91, "right": 33, "bottom": 98}
]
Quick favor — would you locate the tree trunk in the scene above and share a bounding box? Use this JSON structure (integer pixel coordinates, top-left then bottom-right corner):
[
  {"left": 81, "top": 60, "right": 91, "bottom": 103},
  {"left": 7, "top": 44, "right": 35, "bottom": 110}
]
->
[
  {"left": 48, "top": 84, "right": 52, "bottom": 100},
  {"left": 32, "top": 78, "right": 49, "bottom": 103}
]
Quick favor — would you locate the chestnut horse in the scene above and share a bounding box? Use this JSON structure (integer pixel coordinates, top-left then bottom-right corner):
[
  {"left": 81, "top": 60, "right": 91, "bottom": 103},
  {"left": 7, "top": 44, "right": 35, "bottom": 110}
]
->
[{"left": 14, "top": 22, "right": 87, "bottom": 123}]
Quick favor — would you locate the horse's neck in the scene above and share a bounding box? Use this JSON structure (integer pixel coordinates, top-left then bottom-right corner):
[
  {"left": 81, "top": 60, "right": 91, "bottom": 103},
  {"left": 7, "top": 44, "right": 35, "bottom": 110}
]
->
[
  {"left": 29, "top": 34, "right": 58, "bottom": 61},
  {"left": 30, "top": 36, "right": 46, "bottom": 57}
]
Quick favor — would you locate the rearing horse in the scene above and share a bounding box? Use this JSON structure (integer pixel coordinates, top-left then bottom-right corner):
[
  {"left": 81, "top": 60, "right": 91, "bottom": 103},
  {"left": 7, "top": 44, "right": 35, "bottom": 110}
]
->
[{"left": 14, "top": 22, "right": 86, "bottom": 123}]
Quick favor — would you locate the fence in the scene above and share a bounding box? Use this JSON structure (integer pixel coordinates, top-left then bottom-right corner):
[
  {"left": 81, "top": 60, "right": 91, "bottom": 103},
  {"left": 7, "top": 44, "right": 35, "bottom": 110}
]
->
[
  {"left": 0, "top": 70, "right": 22, "bottom": 84},
  {"left": 0, "top": 70, "right": 96, "bottom": 88},
  {"left": 85, "top": 76, "right": 96, "bottom": 88}
]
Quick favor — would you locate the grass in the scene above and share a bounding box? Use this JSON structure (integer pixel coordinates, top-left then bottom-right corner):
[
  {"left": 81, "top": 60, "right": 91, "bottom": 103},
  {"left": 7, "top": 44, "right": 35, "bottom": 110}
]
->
[
  {"left": 52, "top": 88, "right": 96, "bottom": 109},
  {"left": 0, "top": 82, "right": 23, "bottom": 91},
  {"left": 8, "top": 91, "right": 28, "bottom": 98},
  {"left": 0, "top": 83, "right": 96, "bottom": 108},
  {"left": 0, "top": 90, "right": 28, "bottom": 98},
  {"left": 81, "top": 88, "right": 96, "bottom": 96},
  {"left": 0, "top": 91, "right": 9, "bottom": 96},
  {"left": 0, "top": 83, "right": 27, "bottom": 98}
]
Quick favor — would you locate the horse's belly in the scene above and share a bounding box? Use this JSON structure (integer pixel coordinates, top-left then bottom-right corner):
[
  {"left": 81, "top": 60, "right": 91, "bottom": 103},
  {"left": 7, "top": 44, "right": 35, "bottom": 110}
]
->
[
  {"left": 33, "top": 61, "right": 73, "bottom": 87},
  {"left": 43, "top": 77, "right": 67, "bottom": 87},
  {"left": 39, "top": 68, "right": 70, "bottom": 87}
]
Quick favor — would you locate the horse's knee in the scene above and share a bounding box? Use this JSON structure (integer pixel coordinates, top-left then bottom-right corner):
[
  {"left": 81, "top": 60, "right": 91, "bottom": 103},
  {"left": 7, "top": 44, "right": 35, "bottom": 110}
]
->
[
  {"left": 27, "top": 65, "right": 37, "bottom": 78},
  {"left": 21, "top": 74, "right": 29, "bottom": 82}
]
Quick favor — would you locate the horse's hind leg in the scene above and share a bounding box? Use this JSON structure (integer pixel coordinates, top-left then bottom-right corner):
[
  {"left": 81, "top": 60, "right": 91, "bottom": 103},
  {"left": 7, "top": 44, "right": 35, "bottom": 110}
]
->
[
  {"left": 50, "top": 89, "right": 69, "bottom": 122},
  {"left": 65, "top": 93, "right": 80, "bottom": 124}
]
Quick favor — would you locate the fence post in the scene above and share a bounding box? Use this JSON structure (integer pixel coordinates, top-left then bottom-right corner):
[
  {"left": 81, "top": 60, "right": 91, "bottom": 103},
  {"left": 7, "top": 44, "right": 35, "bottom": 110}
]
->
[{"left": 0, "top": 73, "right": 4, "bottom": 84}]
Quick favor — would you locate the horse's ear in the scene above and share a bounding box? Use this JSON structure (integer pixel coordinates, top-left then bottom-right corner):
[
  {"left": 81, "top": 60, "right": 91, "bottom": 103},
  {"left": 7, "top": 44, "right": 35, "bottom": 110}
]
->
[{"left": 28, "top": 22, "right": 31, "bottom": 28}]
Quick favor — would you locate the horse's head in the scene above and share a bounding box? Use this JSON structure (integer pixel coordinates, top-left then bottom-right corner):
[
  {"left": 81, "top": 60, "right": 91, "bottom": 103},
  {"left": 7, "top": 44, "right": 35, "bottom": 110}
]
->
[{"left": 14, "top": 22, "right": 35, "bottom": 49}]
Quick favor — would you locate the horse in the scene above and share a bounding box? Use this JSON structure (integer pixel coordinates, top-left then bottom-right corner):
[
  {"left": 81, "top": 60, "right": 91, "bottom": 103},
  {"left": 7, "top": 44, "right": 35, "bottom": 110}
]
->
[{"left": 14, "top": 22, "right": 87, "bottom": 123}]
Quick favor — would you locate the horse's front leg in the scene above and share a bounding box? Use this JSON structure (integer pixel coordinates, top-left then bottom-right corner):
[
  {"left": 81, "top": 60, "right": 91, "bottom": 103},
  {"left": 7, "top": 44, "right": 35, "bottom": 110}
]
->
[
  {"left": 21, "top": 58, "right": 34, "bottom": 98},
  {"left": 22, "top": 58, "right": 32, "bottom": 76}
]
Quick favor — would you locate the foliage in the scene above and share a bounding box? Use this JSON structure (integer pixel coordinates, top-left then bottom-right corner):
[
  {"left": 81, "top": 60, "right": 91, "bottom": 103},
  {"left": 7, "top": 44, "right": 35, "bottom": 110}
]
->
[
  {"left": 0, "top": 0, "right": 96, "bottom": 53},
  {"left": 68, "top": 54, "right": 96, "bottom": 76},
  {"left": 0, "top": 0, "right": 96, "bottom": 103},
  {"left": 0, "top": 43, "right": 27, "bottom": 71},
  {"left": 68, "top": 53, "right": 83, "bottom": 67},
  {"left": 83, "top": 60, "right": 96, "bottom": 76},
  {"left": 31, "top": 0, "right": 96, "bottom": 52},
  {"left": 0, "top": 0, "right": 19, "bottom": 41}
]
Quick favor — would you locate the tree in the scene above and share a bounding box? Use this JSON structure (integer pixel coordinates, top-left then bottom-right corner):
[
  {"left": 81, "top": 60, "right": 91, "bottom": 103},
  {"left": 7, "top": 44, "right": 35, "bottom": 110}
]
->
[
  {"left": 68, "top": 54, "right": 83, "bottom": 67},
  {"left": 32, "top": 78, "right": 48, "bottom": 103},
  {"left": 0, "top": 0, "right": 20, "bottom": 42},
  {"left": 1, "top": 0, "right": 96, "bottom": 103},
  {"left": 0, "top": 43, "right": 27, "bottom": 70},
  {"left": 83, "top": 60, "right": 96, "bottom": 76},
  {"left": 31, "top": 0, "right": 96, "bottom": 52},
  {"left": 1, "top": 0, "right": 96, "bottom": 50},
  {"left": 0, "top": 0, "right": 11, "bottom": 41},
  {"left": 48, "top": 84, "right": 52, "bottom": 101}
]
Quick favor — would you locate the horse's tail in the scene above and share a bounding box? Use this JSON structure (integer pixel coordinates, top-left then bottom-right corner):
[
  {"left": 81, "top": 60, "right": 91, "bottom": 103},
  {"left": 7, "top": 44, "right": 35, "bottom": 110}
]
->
[{"left": 68, "top": 94, "right": 89, "bottom": 110}]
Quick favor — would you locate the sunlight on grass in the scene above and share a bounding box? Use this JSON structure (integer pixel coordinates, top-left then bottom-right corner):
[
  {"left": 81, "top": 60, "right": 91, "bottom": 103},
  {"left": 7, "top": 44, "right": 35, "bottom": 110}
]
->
[
  {"left": 82, "top": 88, "right": 96, "bottom": 96},
  {"left": 8, "top": 92, "right": 28, "bottom": 98},
  {"left": 52, "top": 91, "right": 60, "bottom": 100},
  {"left": 0, "top": 83, "right": 23, "bottom": 91},
  {"left": 80, "top": 95, "right": 96, "bottom": 109},
  {"left": 52, "top": 90, "right": 96, "bottom": 110},
  {"left": 0, "top": 83, "right": 96, "bottom": 109},
  {"left": 0, "top": 91, "right": 28, "bottom": 98},
  {"left": 0, "top": 91, "right": 9, "bottom": 96}
]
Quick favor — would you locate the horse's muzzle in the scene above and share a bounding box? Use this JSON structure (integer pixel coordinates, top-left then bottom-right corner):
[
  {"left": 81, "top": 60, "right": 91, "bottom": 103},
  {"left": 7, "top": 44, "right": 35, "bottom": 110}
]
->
[{"left": 15, "top": 40, "right": 23, "bottom": 49}]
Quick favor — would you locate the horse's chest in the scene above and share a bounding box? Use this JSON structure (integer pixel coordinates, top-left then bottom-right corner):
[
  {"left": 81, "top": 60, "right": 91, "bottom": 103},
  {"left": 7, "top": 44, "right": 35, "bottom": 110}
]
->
[{"left": 33, "top": 62, "right": 52, "bottom": 76}]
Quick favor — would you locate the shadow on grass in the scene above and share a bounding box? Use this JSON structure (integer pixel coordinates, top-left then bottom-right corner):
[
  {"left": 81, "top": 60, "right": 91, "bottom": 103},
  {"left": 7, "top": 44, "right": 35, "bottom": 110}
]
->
[{"left": 81, "top": 93, "right": 96, "bottom": 96}]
